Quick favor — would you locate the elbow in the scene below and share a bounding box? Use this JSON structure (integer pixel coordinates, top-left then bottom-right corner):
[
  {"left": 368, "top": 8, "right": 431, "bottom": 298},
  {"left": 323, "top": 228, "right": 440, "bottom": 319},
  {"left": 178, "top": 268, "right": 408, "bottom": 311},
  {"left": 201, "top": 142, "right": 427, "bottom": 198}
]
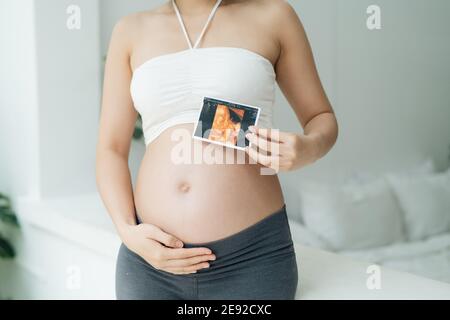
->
[
  {"left": 316, "top": 110, "right": 339, "bottom": 161},
  {"left": 95, "top": 145, "right": 108, "bottom": 188},
  {"left": 95, "top": 140, "right": 129, "bottom": 179},
  {"left": 323, "top": 110, "right": 339, "bottom": 154},
  {"left": 331, "top": 110, "right": 339, "bottom": 147}
]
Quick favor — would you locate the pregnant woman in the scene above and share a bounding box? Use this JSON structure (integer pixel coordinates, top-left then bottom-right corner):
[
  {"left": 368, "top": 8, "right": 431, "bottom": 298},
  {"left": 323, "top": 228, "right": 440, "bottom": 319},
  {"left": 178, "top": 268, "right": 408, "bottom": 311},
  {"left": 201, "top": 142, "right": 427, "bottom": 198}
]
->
[{"left": 96, "top": 0, "right": 338, "bottom": 300}]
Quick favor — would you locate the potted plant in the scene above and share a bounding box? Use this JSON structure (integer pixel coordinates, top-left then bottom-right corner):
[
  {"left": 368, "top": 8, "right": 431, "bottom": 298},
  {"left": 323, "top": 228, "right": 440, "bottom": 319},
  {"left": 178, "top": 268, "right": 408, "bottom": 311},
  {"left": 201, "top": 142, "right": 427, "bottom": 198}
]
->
[{"left": 0, "top": 193, "right": 19, "bottom": 259}]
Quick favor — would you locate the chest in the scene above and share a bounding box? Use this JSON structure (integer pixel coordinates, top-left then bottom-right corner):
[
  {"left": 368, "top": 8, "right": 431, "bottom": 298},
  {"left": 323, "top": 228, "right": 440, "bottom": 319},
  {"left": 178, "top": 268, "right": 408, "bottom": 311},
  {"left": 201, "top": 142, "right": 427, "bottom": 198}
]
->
[{"left": 130, "top": 48, "right": 276, "bottom": 109}]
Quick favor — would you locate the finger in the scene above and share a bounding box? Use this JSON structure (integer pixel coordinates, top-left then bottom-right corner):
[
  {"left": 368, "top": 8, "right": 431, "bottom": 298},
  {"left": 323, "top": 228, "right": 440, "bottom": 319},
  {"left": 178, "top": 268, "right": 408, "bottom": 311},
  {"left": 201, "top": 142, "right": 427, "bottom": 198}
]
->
[
  {"left": 248, "top": 126, "right": 280, "bottom": 142},
  {"left": 164, "top": 247, "right": 213, "bottom": 259},
  {"left": 164, "top": 254, "right": 216, "bottom": 268},
  {"left": 141, "top": 224, "right": 183, "bottom": 248},
  {"left": 245, "top": 132, "right": 283, "bottom": 155},
  {"left": 246, "top": 145, "right": 280, "bottom": 169},
  {"left": 164, "top": 262, "right": 211, "bottom": 274},
  {"left": 164, "top": 269, "right": 196, "bottom": 275},
  {"left": 249, "top": 126, "right": 293, "bottom": 144}
]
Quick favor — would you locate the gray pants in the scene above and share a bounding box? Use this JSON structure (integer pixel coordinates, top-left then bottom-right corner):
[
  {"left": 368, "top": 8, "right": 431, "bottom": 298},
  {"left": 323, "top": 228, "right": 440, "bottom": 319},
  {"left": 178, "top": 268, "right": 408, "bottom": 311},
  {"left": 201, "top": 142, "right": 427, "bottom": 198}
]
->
[{"left": 115, "top": 204, "right": 298, "bottom": 300}]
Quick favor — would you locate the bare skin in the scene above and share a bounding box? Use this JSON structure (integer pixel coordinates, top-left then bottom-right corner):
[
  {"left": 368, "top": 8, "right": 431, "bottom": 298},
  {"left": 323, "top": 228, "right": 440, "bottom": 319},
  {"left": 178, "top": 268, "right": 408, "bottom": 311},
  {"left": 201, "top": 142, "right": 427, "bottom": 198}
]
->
[{"left": 96, "top": 0, "right": 338, "bottom": 275}]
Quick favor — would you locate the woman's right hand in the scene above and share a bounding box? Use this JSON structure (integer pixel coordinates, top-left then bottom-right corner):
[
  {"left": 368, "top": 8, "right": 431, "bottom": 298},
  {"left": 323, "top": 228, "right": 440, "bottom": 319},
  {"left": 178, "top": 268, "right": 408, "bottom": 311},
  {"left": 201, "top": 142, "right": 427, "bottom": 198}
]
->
[{"left": 119, "top": 223, "right": 216, "bottom": 275}]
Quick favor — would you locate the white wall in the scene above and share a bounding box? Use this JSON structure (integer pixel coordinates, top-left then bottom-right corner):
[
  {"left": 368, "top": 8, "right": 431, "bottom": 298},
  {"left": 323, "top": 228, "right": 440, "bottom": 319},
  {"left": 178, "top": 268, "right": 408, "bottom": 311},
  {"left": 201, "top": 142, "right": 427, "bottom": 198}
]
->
[
  {"left": 334, "top": 0, "right": 450, "bottom": 174},
  {"left": 0, "top": 0, "right": 40, "bottom": 197},
  {"left": 1, "top": 0, "right": 102, "bottom": 199},
  {"left": 35, "top": 0, "right": 102, "bottom": 197}
]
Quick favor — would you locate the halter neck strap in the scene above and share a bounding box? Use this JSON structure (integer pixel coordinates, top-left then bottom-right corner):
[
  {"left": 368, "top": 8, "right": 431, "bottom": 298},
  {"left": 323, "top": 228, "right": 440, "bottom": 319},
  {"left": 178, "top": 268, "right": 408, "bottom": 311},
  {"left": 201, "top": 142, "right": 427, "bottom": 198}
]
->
[{"left": 172, "top": 0, "right": 223, "bottom": 50}]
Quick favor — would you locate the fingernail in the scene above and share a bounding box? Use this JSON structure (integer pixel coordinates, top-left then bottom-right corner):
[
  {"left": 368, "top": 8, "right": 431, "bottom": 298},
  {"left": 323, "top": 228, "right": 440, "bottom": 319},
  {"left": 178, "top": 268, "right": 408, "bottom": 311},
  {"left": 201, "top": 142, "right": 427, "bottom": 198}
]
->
[
  {"left": 176, "top": 240, "right": 183, "bottom": 248},
  {"left": 245, "top": 133, "right": 251, "bottom": 139},
  {"left": 203, "top": 263, "right": 210, "bottom": 268},
  {"left": 210, "top": 255, "right": 216, "bottom": 260}
]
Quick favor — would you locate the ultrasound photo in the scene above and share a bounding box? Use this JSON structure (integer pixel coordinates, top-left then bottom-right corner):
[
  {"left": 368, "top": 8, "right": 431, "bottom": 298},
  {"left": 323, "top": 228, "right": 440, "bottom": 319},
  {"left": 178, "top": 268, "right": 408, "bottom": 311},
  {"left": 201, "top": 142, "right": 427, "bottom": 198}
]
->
[{"left": 193, "top": 96, "right": 261, "bottom": 150}]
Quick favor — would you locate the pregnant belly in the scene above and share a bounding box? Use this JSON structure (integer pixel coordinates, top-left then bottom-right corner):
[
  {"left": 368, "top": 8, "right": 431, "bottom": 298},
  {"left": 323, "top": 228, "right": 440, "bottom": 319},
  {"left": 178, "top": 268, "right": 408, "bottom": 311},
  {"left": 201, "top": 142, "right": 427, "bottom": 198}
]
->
[{"left": 134, "top": 123, "right": 284, "bottom": 243}]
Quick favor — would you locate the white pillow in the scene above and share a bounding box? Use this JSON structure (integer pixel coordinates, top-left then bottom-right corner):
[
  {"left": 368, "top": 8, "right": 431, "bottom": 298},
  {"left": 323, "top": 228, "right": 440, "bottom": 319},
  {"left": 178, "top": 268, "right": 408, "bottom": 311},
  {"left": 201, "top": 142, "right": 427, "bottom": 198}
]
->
[
  {"left": 299, "top": 177, "right": 405, "bottom": 251},
  {"left": 345, "top": 158, "right": 436, "bottom": 185},
  {"left": 287, "top": 218, "right": 331, "bottom": 250},
  {"left": 387, "top": 171, "right": 450, "bottom": 241}
]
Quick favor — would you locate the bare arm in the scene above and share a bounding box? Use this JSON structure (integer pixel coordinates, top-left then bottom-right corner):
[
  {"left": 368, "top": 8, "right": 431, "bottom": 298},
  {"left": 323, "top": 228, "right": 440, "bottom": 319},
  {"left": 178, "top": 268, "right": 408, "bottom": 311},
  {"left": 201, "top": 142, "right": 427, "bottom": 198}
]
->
[
  {"left": 96, "top": 17, "right": 138, "bottom": 235},
  {"left": 246, "top": 0, "right": 338, "bottom": 171},
  {"left": 275, "top": 0, "right": 338, "bottom": 160},
  {"left": 95, "top": 16, "right": 215, "bottom": 274}
]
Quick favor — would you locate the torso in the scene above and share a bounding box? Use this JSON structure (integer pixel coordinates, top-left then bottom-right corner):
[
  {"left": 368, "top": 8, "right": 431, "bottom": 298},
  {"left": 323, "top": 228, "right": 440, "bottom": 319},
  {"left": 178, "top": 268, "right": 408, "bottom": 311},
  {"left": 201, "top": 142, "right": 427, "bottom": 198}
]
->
[{"left": 130, "top": 0, "right": 285, "bottom": 243}]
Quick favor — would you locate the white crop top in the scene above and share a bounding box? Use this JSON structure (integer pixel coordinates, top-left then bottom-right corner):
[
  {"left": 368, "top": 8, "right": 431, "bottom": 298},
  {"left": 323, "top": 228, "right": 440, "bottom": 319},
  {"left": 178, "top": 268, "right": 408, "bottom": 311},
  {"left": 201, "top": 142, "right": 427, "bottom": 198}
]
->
[{"left": 130, "top": 0, "right": 276, "bottom": 146}]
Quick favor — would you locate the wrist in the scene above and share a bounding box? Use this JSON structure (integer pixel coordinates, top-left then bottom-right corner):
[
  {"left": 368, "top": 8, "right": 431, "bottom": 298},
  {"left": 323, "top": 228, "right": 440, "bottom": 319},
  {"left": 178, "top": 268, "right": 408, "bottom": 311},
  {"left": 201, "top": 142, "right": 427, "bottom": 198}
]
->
[{"left": 116, "top": 221, "right": 136, "bottom": 242}]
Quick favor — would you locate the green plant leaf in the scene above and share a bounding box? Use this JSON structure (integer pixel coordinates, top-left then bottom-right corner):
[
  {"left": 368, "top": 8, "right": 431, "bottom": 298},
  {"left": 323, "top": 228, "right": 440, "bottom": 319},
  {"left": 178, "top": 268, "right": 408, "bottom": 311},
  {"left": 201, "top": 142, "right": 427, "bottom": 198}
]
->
[
  {"left": 132, "top": 116, "right": 144, "bottom": 140},
  {"left": 0, "top": 235, "right": 15, "bottom": 259},
  {"left": 0, "top": 193, "right": 11, "bottom": 209},
  {"left": 0, "top": 208, "right": 19, "bottom": 227},
  {"left": 133, "top": 126, "right": 144, "bottom": 140}
]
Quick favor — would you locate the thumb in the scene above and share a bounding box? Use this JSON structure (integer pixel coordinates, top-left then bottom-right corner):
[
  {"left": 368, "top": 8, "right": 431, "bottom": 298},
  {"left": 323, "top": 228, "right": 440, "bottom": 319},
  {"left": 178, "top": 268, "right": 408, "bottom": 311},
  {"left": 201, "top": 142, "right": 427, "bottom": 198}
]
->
[{"left": 143, "top": 224, "right": 184, "bottom": 248}]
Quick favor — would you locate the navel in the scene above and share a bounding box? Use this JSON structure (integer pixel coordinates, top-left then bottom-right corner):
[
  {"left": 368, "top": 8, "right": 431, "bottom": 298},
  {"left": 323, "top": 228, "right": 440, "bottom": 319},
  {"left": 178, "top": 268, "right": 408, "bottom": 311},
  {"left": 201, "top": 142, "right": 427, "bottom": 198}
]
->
[{"left": 177, "top": 181, "right": 191, "bottom": 193}]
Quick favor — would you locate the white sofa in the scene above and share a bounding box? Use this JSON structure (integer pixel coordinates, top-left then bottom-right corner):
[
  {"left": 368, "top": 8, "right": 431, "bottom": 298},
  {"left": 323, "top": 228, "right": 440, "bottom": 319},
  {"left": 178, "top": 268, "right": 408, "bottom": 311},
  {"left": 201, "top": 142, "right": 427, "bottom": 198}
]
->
[{"left": 288, "top": 159, "right": 450, "bottom": 285}]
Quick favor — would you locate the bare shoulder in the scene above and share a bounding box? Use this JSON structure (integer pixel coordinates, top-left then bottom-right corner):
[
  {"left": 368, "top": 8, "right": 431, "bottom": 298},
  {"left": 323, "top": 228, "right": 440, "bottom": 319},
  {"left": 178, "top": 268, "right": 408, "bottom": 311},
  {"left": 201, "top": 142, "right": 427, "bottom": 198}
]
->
[
  {"left": 256, "top": 0, "right": 305, "bottom": 50},
  {"left": 109, "top": 4, "right": 171, "bottom": 46},
  {"left": 244, "top": 0, "right": 300, "bottom": 46},
  {"left": 249, "top": 0, "right": 298, "bottom": 22}
]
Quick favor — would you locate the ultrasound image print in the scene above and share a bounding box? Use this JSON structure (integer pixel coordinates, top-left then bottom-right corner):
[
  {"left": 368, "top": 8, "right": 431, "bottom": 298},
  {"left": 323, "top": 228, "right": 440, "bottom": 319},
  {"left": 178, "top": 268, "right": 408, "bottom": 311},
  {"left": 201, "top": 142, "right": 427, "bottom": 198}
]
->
[{"left": 193, "top": 96, "right": 260, "bottom": 150}]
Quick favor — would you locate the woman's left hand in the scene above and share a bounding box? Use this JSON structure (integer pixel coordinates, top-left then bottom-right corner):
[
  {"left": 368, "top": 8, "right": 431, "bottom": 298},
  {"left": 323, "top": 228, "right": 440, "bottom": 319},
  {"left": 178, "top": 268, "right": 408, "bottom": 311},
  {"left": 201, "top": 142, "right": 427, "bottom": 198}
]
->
[{"left": 245, "top": 126, "right": 319, "bottom": 172}]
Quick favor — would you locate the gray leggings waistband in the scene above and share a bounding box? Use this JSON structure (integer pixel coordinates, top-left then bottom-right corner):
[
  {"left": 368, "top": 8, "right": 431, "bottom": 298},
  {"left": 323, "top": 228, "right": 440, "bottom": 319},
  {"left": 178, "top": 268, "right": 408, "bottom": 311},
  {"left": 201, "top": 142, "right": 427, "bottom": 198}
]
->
[
  {"left": 116, "top": 204, "right": 298, "bottom": 299},
  {"left": 183, "top": 204, "right": 294, "bottom": 273}
]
